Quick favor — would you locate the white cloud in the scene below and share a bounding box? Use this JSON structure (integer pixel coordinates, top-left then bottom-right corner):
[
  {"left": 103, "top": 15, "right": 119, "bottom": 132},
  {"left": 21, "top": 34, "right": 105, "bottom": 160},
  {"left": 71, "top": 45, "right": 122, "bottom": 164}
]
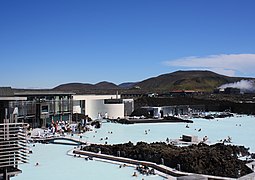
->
[{"left": 164, "top": 54, "right": 255, "bottom": 77}]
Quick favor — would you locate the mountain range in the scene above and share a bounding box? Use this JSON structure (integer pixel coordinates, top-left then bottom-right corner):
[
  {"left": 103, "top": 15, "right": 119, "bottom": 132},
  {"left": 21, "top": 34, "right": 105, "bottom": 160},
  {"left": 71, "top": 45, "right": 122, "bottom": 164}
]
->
[{"left": 54, "top": 70, "right": 254, "bottom": 94}]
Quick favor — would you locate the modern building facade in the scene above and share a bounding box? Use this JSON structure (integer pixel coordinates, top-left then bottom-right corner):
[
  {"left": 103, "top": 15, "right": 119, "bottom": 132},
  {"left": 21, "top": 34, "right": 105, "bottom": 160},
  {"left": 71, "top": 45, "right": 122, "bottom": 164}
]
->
[
  {"left": 0, "top": 122, "right": 28, "bottom": 180},
  {"left": 0, "top": 87, "right": 27, "bottom": 124},
  {"left": 73, "top": 95, "right": 134, "bottom": 120},
  {"left": 141, "top": 105, "right": 205, "bottom": 118},
  {"left": 0, "top": 88, "right": 29, "bottom": 180},
  {"left": 0, "top": 87, "right": 74, "bottom": 128},
  {"left": 1, "top": 87, "right": 135, "bottom": 127}
]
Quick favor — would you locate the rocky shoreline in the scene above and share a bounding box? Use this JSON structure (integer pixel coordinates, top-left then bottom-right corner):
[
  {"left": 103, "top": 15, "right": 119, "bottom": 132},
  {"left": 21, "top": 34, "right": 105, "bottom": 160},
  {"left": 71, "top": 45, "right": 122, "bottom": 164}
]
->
[
  {"left": 109, "top": 116, "right": 193, "bottom": 124},
  {"left": 82, "top": 142, "right": 253, "bottom": 178}
]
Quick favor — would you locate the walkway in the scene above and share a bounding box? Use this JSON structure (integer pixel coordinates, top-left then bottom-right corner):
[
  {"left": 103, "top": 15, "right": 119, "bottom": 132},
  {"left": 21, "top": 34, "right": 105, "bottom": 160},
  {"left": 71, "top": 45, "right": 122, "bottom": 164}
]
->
[{"left": 73, "top": 149, "right": 237, "bottom": 180}]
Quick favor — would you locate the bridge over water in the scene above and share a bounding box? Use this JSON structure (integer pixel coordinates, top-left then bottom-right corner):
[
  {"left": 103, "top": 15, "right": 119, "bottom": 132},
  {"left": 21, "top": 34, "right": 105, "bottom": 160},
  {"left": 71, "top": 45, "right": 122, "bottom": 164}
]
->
[{"left": 31, "top": 136, "right": 89, "bottom": 146}]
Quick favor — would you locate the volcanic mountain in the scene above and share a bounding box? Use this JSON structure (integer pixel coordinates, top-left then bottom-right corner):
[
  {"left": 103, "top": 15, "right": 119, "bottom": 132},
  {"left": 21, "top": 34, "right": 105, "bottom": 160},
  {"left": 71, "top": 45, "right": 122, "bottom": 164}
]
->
[
  {"left": 53, "top": 70, "right": 254, "bottom": 93},
  {"left": 135, "top": 70, "right": 249, "bottom": 92}
]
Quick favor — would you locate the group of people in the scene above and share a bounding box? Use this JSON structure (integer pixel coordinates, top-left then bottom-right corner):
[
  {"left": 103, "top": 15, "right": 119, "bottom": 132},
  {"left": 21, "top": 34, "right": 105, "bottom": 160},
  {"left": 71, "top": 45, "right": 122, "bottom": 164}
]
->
[
  {"left": 144, "top": 129, "right": 150, "bottom": 135},
  {"left": 47, "top": 120, "right": 73, "bottom": 135},
  {"left": 46, "top": 118, "right": 93, "bottom": 135}
]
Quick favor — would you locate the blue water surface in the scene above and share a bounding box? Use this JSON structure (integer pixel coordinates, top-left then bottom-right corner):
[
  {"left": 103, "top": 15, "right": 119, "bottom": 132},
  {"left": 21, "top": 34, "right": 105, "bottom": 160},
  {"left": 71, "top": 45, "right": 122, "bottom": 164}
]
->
[{"left": 14, "top": 114, "right": 255, "bottom": 180}]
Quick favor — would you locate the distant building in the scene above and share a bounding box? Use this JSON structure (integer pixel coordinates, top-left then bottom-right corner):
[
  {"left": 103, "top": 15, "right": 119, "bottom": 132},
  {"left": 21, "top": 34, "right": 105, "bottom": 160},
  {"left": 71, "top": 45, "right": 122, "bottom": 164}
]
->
[
  {"left": 213, "top": 88, "right": 225, "bottom": 94},
  {"left": 162, "top": 90, "right": 200, "bottom": 97},
  {"left": 182, "top": 135, "right": 198, "bottom": 142},
  {"left": 121, "top": 93, "right": 144, "bottom": 99},
  {"left": 147, "top": 93, "right": 158, "bottom": 98},
  {"left": 123, "top": 99, "right": 135, "bottom": 116},
  {"left": 214, "top": 87, "right": 241, "bottom": 94},
  {"left": 224, "top": 87, "right": 241, "bottom": 94},
  {"left": 73, "top": 95, "right": 134, "bottom": 119},
  {"left": 141, "top": 105, "right": 205, "bottom": 118}
]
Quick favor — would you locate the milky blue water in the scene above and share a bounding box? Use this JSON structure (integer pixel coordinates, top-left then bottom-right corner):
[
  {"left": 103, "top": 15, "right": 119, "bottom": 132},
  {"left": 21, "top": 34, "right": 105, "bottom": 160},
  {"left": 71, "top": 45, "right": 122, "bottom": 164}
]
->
[
  {"left": 14, "top": 115, "right": 255, "bottom": 180},
  {"left": 14, "top": 143, "right": 161, "bottom": 180},
  {"left": 84, "top": 115, "right": 255, "bottom": 152}
]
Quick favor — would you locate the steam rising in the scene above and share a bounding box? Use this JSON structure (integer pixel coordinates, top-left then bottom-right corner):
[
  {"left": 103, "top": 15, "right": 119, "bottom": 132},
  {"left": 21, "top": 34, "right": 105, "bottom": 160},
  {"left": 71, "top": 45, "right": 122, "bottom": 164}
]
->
[{"left": 219, "top": 80, "right": 255, "bottom": 93}]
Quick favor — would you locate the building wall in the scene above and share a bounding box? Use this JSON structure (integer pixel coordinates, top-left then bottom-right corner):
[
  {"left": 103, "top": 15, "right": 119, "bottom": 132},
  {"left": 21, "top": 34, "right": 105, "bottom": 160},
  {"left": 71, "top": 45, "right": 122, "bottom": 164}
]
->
[
  {"left": 8, "top": 96, "right": 73, "bottom": 128},
  {"left": 123, "top": 99, "right": 134, "bottom": 116},
  {"left": 142, "top": 105, "right": 205, "bottom": 118},
  {"left": 87, "top": 99, "right": 124, "bottom": 119},
  {"left": 73, "top": 95, "right": 125, "bottom": 120}
]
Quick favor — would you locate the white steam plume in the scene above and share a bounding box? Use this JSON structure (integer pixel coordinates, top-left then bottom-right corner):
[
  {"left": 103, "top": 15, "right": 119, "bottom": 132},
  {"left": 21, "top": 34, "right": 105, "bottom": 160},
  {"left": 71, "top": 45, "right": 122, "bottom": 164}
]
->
[{"left": 219, "top": 80, "right": 255, "bottom": 93}]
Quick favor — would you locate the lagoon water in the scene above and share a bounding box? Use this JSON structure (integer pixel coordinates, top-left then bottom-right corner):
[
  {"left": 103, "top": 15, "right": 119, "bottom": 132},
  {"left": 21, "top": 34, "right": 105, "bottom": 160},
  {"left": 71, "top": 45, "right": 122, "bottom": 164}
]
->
[
  {"left": 15, "top": 144, "right": 161, "bottom": 180},
  {"left": 14, "top": 115, "right": 255, "bottom": 180}
]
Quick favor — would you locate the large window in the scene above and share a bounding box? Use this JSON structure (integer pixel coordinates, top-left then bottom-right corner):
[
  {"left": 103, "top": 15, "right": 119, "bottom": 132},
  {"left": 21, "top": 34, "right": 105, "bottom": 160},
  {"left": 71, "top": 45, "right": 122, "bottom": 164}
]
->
[
  {"left": 104, "top": 99, "right": 123, "bottom": 104},
  {"left": 41, "top": 105, "right": 49, "bottom": 113}
]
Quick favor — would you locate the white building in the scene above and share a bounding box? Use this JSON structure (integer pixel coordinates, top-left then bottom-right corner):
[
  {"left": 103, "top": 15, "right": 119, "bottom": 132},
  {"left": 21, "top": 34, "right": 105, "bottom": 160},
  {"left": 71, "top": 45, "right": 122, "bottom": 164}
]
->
[{"left": 73, "top": 95, "right": 133, "bottom": 120}]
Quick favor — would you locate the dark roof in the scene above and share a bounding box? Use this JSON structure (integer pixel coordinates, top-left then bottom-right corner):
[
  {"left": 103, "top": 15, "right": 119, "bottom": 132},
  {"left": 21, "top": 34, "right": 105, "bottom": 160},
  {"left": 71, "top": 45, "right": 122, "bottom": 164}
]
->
[
  {"left": 0, "top": 87, "right": 75, "bottom": 97},
  {"left": 13, "top": 89, "right": 75, "bottom": 96},
  {"left": 0, "top": 87, "right": 14, "bottom": 97}
]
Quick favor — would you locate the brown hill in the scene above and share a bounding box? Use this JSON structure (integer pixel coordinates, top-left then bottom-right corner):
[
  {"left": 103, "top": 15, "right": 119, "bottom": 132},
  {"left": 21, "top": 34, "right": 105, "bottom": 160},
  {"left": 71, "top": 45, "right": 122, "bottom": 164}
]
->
[
  {"left": 53, "top": 71, "right": 254, "bottom": 94},
  {"left": 54, "top": 82, "right": 121, "bottom": 94},
  {"left": 54, "top": 83, "right": 94, "bottom": 91},
  {"left": 136, "top": 70, "right": 249, "bottom": 92},
  {"left": 94, "top": 81, "right": 119, "bottom": 89}
]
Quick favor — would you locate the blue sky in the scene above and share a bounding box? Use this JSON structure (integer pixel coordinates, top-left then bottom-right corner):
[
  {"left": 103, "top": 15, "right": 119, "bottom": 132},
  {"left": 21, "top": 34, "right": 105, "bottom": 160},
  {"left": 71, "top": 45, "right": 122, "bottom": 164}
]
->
[{"left": 1, "top": 0, "right": 255, "bottom": 88}]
